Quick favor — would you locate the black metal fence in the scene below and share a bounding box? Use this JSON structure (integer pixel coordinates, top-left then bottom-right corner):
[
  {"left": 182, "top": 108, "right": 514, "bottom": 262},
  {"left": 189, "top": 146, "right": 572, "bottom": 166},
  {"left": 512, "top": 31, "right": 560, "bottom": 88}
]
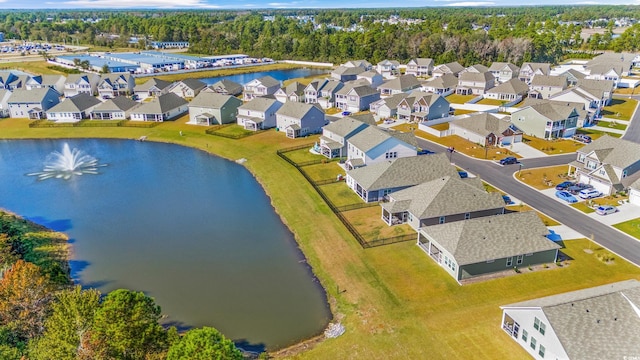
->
[
  {"left": 277, "top": 144, "right": 416, "bottom": 249},
  {"left": 29, "top": 120, "right": 160, "bottom": 128}
]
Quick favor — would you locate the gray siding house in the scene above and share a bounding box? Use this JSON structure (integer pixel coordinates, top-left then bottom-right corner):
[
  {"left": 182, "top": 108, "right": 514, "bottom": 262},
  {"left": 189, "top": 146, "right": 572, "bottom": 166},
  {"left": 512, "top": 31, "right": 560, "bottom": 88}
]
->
[
  {"left": 242, "top": 76, "right": 281, "bottom": 101},
  {"left": 511, "top": 103, "right": 579, "bottom": 139},
  {"left": 276, "top": 102, "right": 326, "bottom": 138},
  {"left": 418, "top": 211, "right": 560, "bottom": 283},
  {"left": 46, "top": 93, "right": 101, "bottom": 122},
  {"left": 8, "top": 88, "right": 60, "bottom": 119},
  {"left": 90, "top": 96, "right": 140, "bottom": 120},
  {"left": 204, "top": 79, "right": 243, "bottom": 96},
  {"left": 129, "top": 93, "right": 188, "bottom": 122},
  {"left": 335, "top": 85, "right": 380, "bottom": 113},
  {"left": 396, "top": 92, "right": 450, "bottom": 122},
  {"left": 406, "top": 58, "right": 434, "bottom": 77},
  {"left": 97, "top": 73, "right": 135, "bottom": 99},
  {"left": 237, "top": 97, "right": 283, "bottom": 131},
  {"left": 188, "top": 92, "right": 243, "bottom": 126},
  {"left": 319, "top": 116, "right": 371, "bottom": 159}
]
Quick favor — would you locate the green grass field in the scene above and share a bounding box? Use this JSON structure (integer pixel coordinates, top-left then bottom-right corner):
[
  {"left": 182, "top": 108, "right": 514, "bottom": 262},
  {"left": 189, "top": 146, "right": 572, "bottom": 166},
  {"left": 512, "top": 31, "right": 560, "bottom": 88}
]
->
[
  {"left": 601, "top": 98, "right": 637, "bottom": 121},
  {"left": 2, "top": 115, "right": 640, "bottom": 359},
  {"left": 613, "top": 218, "right": 640, "bottom": 240}
]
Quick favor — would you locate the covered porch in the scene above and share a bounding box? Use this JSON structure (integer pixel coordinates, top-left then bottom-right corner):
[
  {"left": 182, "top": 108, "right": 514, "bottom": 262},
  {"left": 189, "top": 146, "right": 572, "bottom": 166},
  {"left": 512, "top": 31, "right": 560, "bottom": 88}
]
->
[
  {"left": 28, "top": 108, "right": 45, "bottom": 120},
  {"left": 91, "top": 111, "right": 115, "bottom": 120},
  {"left": 319, "top": 136, "right": 343, "bottom": 158},
  {"left": 417, "top": 232, "right": 443, "bottom": 264},
  {"left": 240, "top": 116, "right": 264, "bottom": 131},
  {"left": 345, "top": 158, "right": 365, "bottom": 171},
  {"left": 286, "top": 124, "right": 301, "bottom": 139},
  {"left": 381, "top": 201, "right": 409, "bottom": 226},
  {"left": 195, "top": 113, "right": 216, "bottom": 126},
  {"left": 501, "top": 312, "right": 520, "bottom": 339}
]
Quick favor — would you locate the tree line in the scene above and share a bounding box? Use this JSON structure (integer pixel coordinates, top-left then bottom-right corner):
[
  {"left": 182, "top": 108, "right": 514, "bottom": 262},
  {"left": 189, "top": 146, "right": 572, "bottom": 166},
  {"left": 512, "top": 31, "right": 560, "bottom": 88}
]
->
[{"left": 0, "top": 212, "right": 243, "bottom": 360}]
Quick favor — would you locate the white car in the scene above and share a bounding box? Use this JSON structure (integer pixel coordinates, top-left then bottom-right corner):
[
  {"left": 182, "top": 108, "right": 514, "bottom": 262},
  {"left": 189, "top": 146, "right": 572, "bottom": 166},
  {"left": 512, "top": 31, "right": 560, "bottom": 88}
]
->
[{"left": 578, "top": 189, "right": 602, "bottom": 199}]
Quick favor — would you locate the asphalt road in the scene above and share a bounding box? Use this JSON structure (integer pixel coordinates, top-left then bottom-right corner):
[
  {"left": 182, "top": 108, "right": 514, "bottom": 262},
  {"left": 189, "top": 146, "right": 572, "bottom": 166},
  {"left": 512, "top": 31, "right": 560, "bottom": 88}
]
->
[
  {"left": 619, "top": 94, "right": 640, "bottom": 143},
  {"left": 416, "top": 137, "right": 640, "bottom": 267}
]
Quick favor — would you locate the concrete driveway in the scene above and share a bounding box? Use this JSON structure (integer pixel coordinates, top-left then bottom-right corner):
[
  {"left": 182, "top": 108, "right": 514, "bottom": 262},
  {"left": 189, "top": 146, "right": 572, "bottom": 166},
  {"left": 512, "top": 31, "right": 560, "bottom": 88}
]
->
[{"left": 509, "top": 142, "right": 548, "bottom": 158}]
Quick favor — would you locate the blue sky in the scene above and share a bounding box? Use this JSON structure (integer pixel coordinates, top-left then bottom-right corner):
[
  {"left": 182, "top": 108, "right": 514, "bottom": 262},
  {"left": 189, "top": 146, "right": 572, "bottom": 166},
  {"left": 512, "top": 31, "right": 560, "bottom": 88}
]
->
[{"left": 1, "top": 0, "right": 639, "bottom": 9}]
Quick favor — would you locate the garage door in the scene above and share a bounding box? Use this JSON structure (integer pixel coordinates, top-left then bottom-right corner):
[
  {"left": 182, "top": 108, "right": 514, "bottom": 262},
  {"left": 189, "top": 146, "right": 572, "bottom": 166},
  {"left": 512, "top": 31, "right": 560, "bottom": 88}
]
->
[
  {"left": 630, "top": 189, "right": 640, "bottom": 206},
  {"left": 579, "top": 174, "right": 611, "bottom": 195}
]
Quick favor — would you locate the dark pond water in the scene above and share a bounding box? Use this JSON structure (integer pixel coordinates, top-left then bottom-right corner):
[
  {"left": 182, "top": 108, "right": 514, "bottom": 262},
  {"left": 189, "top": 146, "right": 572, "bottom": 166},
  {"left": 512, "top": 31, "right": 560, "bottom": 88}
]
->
[
  {"left": 0, "top": 139, "right": 330, "bottom": 351},
  {"left": 199, "top": 68, "right": 328, "bottom": 85}
]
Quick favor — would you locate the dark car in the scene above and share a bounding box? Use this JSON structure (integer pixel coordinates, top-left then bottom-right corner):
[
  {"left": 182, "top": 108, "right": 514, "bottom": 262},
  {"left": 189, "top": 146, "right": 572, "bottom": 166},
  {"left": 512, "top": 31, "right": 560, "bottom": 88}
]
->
[
  {"left": 458, "top": 171, "right": 469, "bottom": 178},
  {"left": 417, "top": 149, "right": 435, "bottom": 155},
  {"left": 573, "top": 134, "right": 592, "bottom": 143},
  {"left": 341, "top": 111, "right": 352, "bottom": 116},
  {"left": 502, "top": 195, "right": 514, "bottom": 205},
  {"left": 568, "top": 183, "right": 593, "bottom": 195},
  {"left": 555, "top": 181, "right": 575, "bottom": 191},
  {"left": 499, "top": 156, "right": 518, "bottom": 165}
]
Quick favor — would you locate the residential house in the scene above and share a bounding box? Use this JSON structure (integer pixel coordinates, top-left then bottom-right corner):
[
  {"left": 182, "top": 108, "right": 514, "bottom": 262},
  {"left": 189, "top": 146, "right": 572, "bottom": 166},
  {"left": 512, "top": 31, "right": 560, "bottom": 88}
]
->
[
  {"left": 90, "top": 96, "right": 140, "bottom": 120},
  {"left": 188, "top": 92, "right": 242, "bottom": 126},
  {"left": 342, "top": 59, "right": 373, "bottom": 70},
  {"left": 203, "top": 79, "right": 243, "bottom": 96},
  {"left": 129, "top": 92, "right": 188, "bottom": 122},
  {"left": 396, "top": 91, "right": 451, "bottom": 122},
  {"left": 549, "top": 79, "right": 614, "bottom": 116},
  {"left": 500, "top": 279, "right": 640, "bottom": 360},
  {"left": 568, "top": 135, "right": 640, "bottom": 195},
  {"left": 24, "top": 75, "right": 66, "bottom": 94},
  {"left": 335, "top": 84, "right": 380, "bottom": 113},
  {"left": 629, "top": 177, "right": 640, "bottom": 206},
  {"left": 418, "top": 211, "right": 560, "bottom": 283},
  {"left": 168, "top": 78, "right": 206, "bottom": 99},
  {"left": 304, "top": 79, "right": 328, "bottom": 105},
  {"left": 0, "top": 89, "right": 12, "bottom": 117},
  {"left": 236, "top": 97, "right": 283, "bottom": 131},
  {"left": 8, "top": 88, "right": 60, "bottom": 119},
  {"left": 523, "top": 98, "right": 592, "bottom": 128},
  {"left": 519, "top": 62, "right": 551, "bottom": 83},
  {"left": 406, "top": 58, "right": 434, "bottom": 77},
  {"left": 331, "top": 66, "right": 365, "bottom": 82},
  {"left": 484, "top": 78, "right": 529, "bottom": 102},
  {"left": 369, "top": 93, "right": 408, "bottom": 119},
  {"left": 432, "top": 62, "right": 465, "bottom": 78},
  {"left": 456, "top": 71, "right": 495, "bottom": 95},
  {"left": 345, "top": 154, "right": 456, "bottom": 202},
  {"left": 529, "top": 75, "right": 568, "bottom": 99},
  {"left": 585, "top": 63, "right": 624, "bottom": 85},
  {"left": 488, "top": 62, "right": 520, "bottom": 83},
  {"left": 421, "top": 73, "right": 458, "bottom": 96},
  {"left": 345, "top": 125, "right": 417, "bottom": 170},
  {"left": 276, "top": 102, "right": 326, "bottom": 138},
  {"left": 460, "top": 64, "right": 489, "bottom": 74},
  {"left": 376, "top": 60, "right": 401, "bottom": 78},
  {"left": 356, "top": 70, "right": 384, "bottom": 88},
  {"left": 577, "top": 78, "right": 614, "bottom": 106},
  {"left": 45, "top": 93, "right": 101, "bottom": 122},
  {"left": 243, "top": 76, "right": 281, "bottom": 101},
  {"left": 511, "top": 102, "right": 579, "bottom": 139},
  {"left": 316, "top": 80, "right": 344, "bottom": 109},
  {"left": 0, "top": 71, "right": 19, "bottom": 90},
  {"left": 63, "top": 74, "right": 100, "bottom": 97},
  {"left": 381, "top": 175, "right": 505, "bottom": 230},
  {"left": 97, "top": 73, "right": 135, "bottom": 99},
  {"left": 450, "top": 112, "right": 523, "bottom": 146},
  {"left": 319, "top": 116, "right": 372, "bottom": 159},
  {"left": 559, "top": 68, "right": 587, "bottom": 86},
  {"left": 274, "top": 81, "right": 306, "bottom": 103},
  {"left": 378, "top": 75, "right": 422, "bottom": 96},
  {"left": 133, "top": 78, "right": 172, "bottom": 100}
]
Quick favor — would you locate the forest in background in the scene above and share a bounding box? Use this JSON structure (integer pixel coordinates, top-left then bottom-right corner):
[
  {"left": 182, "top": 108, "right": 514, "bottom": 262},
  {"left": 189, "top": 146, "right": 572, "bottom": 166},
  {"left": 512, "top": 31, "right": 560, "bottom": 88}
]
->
[{"left": 2, "top": 6, "right": 640, "bottom": 66}]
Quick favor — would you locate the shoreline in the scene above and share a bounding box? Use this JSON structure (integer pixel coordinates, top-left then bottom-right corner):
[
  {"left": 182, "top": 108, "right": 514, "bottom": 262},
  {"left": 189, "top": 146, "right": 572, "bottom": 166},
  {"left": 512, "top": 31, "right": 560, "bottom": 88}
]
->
[{"left": 0, "top": 135, "right": 336, "bottom": 357}]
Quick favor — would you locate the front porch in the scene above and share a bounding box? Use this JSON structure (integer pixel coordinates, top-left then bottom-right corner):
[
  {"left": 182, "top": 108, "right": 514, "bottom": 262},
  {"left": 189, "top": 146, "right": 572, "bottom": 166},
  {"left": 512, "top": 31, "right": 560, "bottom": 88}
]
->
[
  {"left": 417, "top": 234, "right": 443, "bottom": 264},
  {"left": 195, "top": 113, "right": 216, "bottom": 126},
  {"left": 286, "top": 124, "right": 301, "bottom": 138},
  {"left": 240, "top": 116, "right": 264, "bottom": 131},
  {"left": 319, "top": 136, "right": 343, "bottom": 158},
  {"left": 28, "top": 108, "right": 44, "bottom": 120},
  {"left": 381, "top": 206, "right": 408, "bottom": 226}
]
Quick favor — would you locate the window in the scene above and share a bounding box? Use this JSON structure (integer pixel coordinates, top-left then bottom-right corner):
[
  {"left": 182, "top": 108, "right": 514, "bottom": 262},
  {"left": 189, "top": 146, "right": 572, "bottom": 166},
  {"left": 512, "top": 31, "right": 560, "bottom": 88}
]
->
[
  {"left": 522, "top": 329, "right": 528, "bottom": 342},
  {"left": 506, "top": 257, "right": 513, "bottom": 267},
  {"left": 539, "top": 345, "right": 545, "bottom": 358},
  {"left": 517, "top": 255, "right": 523, "bottom": 265},
  {"left": 530, "top": 337, "right": 537, "bottom": 350},
  {"left": 577, "top": 153, "right": 586, "bottom": 162},
  {"left": 439, "top": 216, "right": 445, "bottom": 224},
  {"left": 539, "top": 322, "right": 546, "bottom": 335},
  {"left": 599, "top": 169, "right": 606, "bottom": 176},
  {"left": 534, "top": 317, "right": 540, "bottom": 330}
]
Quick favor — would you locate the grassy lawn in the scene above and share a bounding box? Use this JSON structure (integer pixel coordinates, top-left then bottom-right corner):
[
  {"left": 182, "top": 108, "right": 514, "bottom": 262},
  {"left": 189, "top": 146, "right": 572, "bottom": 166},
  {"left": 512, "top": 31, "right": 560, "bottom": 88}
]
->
[
  {"left": 430, "top": 123, "right": 450, "bottom": 131},
  {"left": 211, "top": 124, "right": 256, "bottom": 137},
  {"left": 301, "top": 162, "right": 344, "bottom": 182},
  {"left": 571, "top": 202, "right": 596, "bottom": 213},
  {"left": 340, "top": 206, "right": 415, "bottom": 241},
  {"left": 446, "top": 94, "right": 476, "bottom": 104},
  {"left": 596, "top": 119, "right": 628, "bottom": 131},
  {"left": 5, "top": 93, "right": 640, "bottom": 359},
  {"left": 0, "top": 60, "right": 70, "bottom": 75},
  {"left": 453, "top": 109, "right": 477, "bottom": 115},
  {"left": 318, "top": 182, "right": 364, "bottom": 207},
  {"left": 280, "top": 145, "right": 323, "bottom": 164},
  {"left": 283, "top": 73, "right": 330, "bottom": 86},
  {"left": 574, "top": 195, "right": 630, "bottom": 213},
  {"left": 476, "top": 98, "right": 505, "bottom": 106},
  {"left": 505, "top": 205, "right": 561, "bottom": 226},
  {"left": 601, "top": 98, "right": 637, "bottom": 121},
  {"left": 522, "top": 135, "right": 584, "bottom": 155},
  {"left": 575, "top": 128, "right": 607, "bottom": 140},
  {"left": 613, "top": 218, "right": 640, "bottom": 240},
  {"left": 515, "top": 165, "right": 569, "bottom": 190}
]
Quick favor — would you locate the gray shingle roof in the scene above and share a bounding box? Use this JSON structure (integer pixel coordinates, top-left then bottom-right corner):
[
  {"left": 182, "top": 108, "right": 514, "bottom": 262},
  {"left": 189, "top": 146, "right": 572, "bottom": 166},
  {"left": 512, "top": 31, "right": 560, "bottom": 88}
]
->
[
  {"left": 521, "top": 62, "right": 551, "bottom": 75},
  {"left": 465, "top": 64, "right": 490, "bottom": 73},
  {"left": 345, "top": 113, "right": 377, "bottom": 125},
  {"left": 527, "top": 102, "right": 577, "bottom": 121},
  {"left": 425, "top": 73, "right": 458, "bottom": 89},
  {"left": 206, "top": 79, "right": 243, "bottom": 95},
  {"left": 422, "top": 211, "right": 559, "bottom": 265},
  {"left": 452, "top": 112, "right": 516, "bottom": 136},
  {"left": 92, "top": 96, "right": 139, "bottom": 112},
  {"left": 323, "top": 117, "right": 369, "bottom": 138},
  {"left": 347, "top": 153, "right": 456, "bottom": 191},
  {"left": 409, "top": 58, "right": 433, "bottom": 67},
  {"left": 134, "top": 78, "right": 172, "bottom": 92},
  {"left": 458, "top": 71, "right": 493, "bottom": 83},
  {"left": 531, "top": 74, "right": 567, "bottom": 87},
  {"left": 487, "top": 78, "right": 529, "bottom": 95},
  {"left": 189, "top": 92, "right": 241, "bottom": 108},
  {"left": 176, "top": 78, "right": 206, "bottom": 91},
  {"left": 332, "top": 66, "right": 365, "bottom": 77},
  {"left": 434, "top": 62, "right": 464, "bottom": 74},
  {"left": 488, "top": 62, "right": 519, "bottom": 72},
  {"left": 41, "top": 75, "right": 66, "bottom": 86},
  {"left": 8, "top": 88, "right": 58, "bottom": 104},
  {"left": 502, "top": 279, "right": 640, "bottom": 360},
  {"left": 375, "top": 93, "right": 409, "bottom": 109},
  {"left": 253, "top": 76, "right": 280, "bottom": 88},
  {"left": 348, "top": 126, "right": 413, "bottom": 153},
  {"left": 278, "top": 81, "right": 306, "bottom": 96},
  {"left": 276, "top": 101, "right": 323, "bottom": 119},
  {"left": 238, "top": 97, "right": 280, "bottom": 112},
  {"left": 379, "top": 74, "right": 421, "bottom": 91},
  {"left": 48, "top": 93, "right": 101, "bottom": 113},
  {"left": 66, "top": 73, "right": 99, "bottom": 85},
  {"left": 578, "top": 135, "right": 640, "bottom": 170},
  {"left": 561, "top": 68, "right": 587, "bottom": 80},
  {"left": 577, "top": 78, "right": 615, "bottom": 93},
  {"left": 337, "top": 84, "right": 379, "bottom": 97},
  {"left": 382, "top": 175, "right": 504, "bottom": 219},
  {"left": 131, "top": 92, "right": 187, "bottom": 114}
]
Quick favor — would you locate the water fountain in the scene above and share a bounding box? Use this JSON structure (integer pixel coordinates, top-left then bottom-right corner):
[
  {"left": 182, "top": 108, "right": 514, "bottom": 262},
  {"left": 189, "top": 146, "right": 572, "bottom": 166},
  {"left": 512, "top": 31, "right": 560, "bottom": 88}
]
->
[{"left": 28, "top": 143, "right": 105, "bottom": 180}]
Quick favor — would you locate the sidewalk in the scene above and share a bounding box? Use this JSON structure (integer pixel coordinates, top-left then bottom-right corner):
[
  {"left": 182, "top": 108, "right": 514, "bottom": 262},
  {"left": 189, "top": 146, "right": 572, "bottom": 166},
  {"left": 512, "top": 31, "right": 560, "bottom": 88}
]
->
[
  {"left": 509, "top": 142, "right": 548, "bottom": 158},
  {"left": 590, "top": 125, "right": 626, "bottom": 135}
]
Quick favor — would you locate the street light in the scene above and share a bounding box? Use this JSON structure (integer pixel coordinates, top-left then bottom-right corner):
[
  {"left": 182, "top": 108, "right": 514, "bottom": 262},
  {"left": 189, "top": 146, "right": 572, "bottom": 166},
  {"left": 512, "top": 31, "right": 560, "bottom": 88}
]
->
[{"left": 518, "top": 163, "right": 523, "bottom": 177}]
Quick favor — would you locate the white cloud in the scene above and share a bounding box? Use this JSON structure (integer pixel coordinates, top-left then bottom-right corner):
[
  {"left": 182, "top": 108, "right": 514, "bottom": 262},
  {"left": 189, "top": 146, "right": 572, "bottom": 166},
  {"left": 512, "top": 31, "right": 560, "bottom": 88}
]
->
[{"left": 60, "top": 0, "right": 220, "bottom": 8}]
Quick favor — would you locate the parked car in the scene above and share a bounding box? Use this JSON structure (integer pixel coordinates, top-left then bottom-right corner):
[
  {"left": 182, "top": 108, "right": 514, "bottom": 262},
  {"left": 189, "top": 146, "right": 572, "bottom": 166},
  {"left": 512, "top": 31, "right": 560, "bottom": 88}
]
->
[
  {"left": 383, "top": 119, "right": 396, "bottom": 124},
  {"left": 573, "top": 134, "right": 592, "bottom": 143},
  {"left": 555, "top": 190, "right": 578, "bottom": 203},
  {"left": 595, "top": 205, "right": 617, "bottom": 215},
  {"left": 568, "top": 183, "right": 593, "bottom": 194},
  {"left": 502, "top": 195, "right": 514, "bottom": 205},
  {"left": 555, "top": 181, "right": 575, "bottom": 190},
  {"left": 458, "top": 171, "right": 469, "bottom": 179},
  {"left": 417, "top": 149, "right": 435, "bottom": 155},
  {"left": 579, "top": 188, "right": 602, "bottom": 199},
  {"left": 341, "top": 111, "right": 352, "bottom": 116},
  {"left": 499, "top": 156, "right": 518, "bottom": 165}
]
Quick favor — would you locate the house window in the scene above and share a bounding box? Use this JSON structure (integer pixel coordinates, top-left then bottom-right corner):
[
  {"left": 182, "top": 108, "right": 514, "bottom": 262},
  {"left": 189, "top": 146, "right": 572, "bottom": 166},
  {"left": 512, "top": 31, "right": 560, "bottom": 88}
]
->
[
  {"left": 577, "top": 154, "right": 586, "bottom": 162},
  {"left": 539, "top": 322, "right": 546, "bottom": 335},
  {"left": 623, "top": 170, "right": 628, "bottom": 178},
  {"left": 522, "top": 329, "right": 528, "bottom": 342},
  {"left": 439, "top": 216, "right": 445, "bottom": 224},
  {"left": 506, "top": 257, "right": 513, "bottom": 267},
  {"left": 530, "top": 337, "right": 536, "bottom": 350},
  {"left": 586, "top": 161, "right": 597, "bottom": 170},
  {"left": 464, "top": 213, "right": 471, "bottom": 220},
  {"left": 517, "top": 255, "right": 523, "bottom": 265},
  {"left": 539, "top": 344, "right": 545, "bottom": 358},
  {"left": 599, "top": 169, "right": 606, "bottom": 176}
]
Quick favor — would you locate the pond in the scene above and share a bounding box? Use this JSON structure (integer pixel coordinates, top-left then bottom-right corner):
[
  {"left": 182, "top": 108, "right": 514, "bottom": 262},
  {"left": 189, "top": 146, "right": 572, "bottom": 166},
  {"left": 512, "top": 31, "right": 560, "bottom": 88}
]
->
[
  {"left": 198, "top": 68, "right": 329, "bottom": 85},
  {"left": 0, "top": 139, "right": 331, "bottom": 351}
]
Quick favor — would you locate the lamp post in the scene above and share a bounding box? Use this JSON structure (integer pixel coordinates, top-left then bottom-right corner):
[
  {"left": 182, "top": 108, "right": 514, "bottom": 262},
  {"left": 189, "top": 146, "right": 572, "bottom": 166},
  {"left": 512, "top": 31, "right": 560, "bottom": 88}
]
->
[{"left": 518, "top": 163, "right": 523, "bottom": 177}]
